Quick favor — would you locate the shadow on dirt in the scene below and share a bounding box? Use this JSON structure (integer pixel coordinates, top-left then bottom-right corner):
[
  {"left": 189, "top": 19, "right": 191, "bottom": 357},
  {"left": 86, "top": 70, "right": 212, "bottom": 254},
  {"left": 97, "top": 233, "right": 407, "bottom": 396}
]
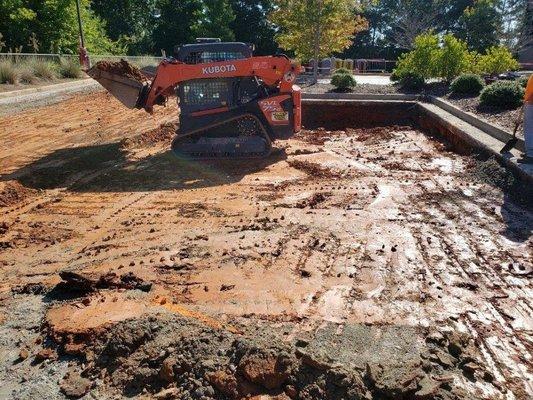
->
[
  {"left": 467, "top": 157, "right": 533, "bottom": 243},
  {"left": 0, "top": 142, "right": 287, "bottom": 193}
]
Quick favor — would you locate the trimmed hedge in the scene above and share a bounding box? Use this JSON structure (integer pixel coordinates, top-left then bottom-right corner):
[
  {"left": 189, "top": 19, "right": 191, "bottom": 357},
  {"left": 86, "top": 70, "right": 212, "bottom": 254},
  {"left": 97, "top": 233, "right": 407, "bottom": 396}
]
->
[
  {"left": 334, "top": 67, "right": 352, "bottom": 75},
  {"left": 450, "top": 74, "right": 485, "bottom": 95},
  {"left": 331, "top": 72, "right": 356, "bottom": 91},
  {"left": 518, "top": 75, "right": 529, "bottom": 88},
  {"left": 479, "top": 81, "right": 524, "bottom": 109},
  {"left": 399, "top": 72, "right": 424, "bottom": 90}
]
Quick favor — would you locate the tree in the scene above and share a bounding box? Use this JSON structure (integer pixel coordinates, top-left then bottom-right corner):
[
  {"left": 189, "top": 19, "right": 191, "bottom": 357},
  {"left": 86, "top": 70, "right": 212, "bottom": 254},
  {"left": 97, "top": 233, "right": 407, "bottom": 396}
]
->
[
  {"left": 0, "top": 0, "right": 120, "bottom": 54},
  {"left": 377, "top": 0, "right": 474, "bottom": 50},
  {"left": 152, "top": 0, "right": 203, "bottom": 55},
  {"left": 195, "top": 0, "right": 235, "bottom": 41},
  {"left": 457, "top": 0, "right": 501, "bottom": 52},
  {"left": 495, "top": 0, "right": 527, "bottom": 51},
  {"left": 229, "top": 0, "right": 278, "bottom": 55},
  {"left": 270, "top": 0, "right": 369, "bottom": 83},
  {"left": 151, "top": 0, "right": 236, "bottom": 55},
  {"left": 91, "top": 0, "right": 158, "bottom": 55}
]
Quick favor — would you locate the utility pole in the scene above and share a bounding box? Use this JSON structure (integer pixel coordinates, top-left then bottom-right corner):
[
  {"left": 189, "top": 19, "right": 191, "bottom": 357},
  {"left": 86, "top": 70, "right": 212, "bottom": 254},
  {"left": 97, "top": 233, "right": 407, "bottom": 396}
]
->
[{"left": 75, "top": 0, "right": 90, "bottom": 69}]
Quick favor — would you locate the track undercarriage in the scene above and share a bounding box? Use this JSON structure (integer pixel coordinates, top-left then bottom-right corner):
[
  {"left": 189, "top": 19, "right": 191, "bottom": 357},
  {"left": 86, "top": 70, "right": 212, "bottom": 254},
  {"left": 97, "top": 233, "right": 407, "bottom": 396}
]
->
[{"left": 171, "top": 115, "right": 272, "bottom": 159}]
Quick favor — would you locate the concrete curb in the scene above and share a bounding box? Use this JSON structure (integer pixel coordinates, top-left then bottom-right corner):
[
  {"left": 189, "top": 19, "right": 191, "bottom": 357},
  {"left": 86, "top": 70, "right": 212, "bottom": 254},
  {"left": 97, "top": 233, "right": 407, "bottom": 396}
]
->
[
  {"left": 427, "top": 95, "right": 525, "bottom": 152},
  {"left": 0, "top": 78, "right": 93, "bottom": 99},
  {"left": 302, "top": 92, "right": 419, "bottom": 101},
  {"left": 0, "top": 80, "right": 101, "bottom": 107},
  {"left": 417, "top": 103, "right": 532, "bottom": 184}
]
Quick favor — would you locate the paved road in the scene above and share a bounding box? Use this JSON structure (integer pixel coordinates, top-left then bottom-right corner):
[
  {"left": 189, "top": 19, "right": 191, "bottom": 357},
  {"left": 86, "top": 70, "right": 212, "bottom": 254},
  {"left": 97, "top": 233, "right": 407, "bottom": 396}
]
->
[
  {"left": 318, "top": 74, "right": 391, "bottom": 85},
  {"left": 0, "top": 80, "right": 102, "bottom": 116}
]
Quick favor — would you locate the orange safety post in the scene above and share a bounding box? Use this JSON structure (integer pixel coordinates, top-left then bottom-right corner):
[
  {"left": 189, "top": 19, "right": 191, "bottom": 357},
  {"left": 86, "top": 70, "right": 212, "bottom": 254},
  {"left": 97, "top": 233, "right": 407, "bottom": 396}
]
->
[{"left": 524, "top": 74, "right": 533, "bottom": 160}]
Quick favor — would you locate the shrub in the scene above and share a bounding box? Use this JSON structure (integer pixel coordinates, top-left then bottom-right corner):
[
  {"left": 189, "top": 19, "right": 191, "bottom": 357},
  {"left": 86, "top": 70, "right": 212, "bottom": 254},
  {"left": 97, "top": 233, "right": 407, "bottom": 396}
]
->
[
  {"left": 334, "top": 67, "right": 351, "bottom": 75},
  {"left": 18, "top": 63, "right": 37, "bottom": 84},
  {"left": 0, "top": 60, "right": 19, "bottom": 84},
  {"left": 399, "top": 72, "right": 424, "bottom": 90},
  {"left": 331, "top": 73, "right": 356, "bottom": 91},
  {"left": 390, "top": 69, "right": 403, "bottom": 82},
  {"left": 29, "top": 59, "right": 57, "bottom": 80},
  {"left": 450, "top": 74, "right": 485, "bottom": 95},
  {"left": 518, "top": 75, "right": 529, "bottom": 88},
  {"left": 437, "top": 34, "right": 470, "bottom": 82},
  {"left": 479, "top": 81, "right": 524, "bottom": 109},
  {"left": 394, "top": 33, "right": 440, "bottom": 80},
  {"left": 477, "top": 46, "right": 520, "bottom": 75},
  {"left": 58, "top": 58, "right": 83, "bottom": 78}
]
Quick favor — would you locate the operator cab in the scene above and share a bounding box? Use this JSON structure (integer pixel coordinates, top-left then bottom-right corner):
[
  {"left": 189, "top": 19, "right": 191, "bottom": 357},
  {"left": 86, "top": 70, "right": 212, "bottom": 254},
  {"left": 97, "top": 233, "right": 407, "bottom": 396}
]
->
[
  {"left": 174, "top": 38, "right": 254, "bottom": 64},
  {"left": 175, "top": 39, "right": 263, "bottom": 116}
]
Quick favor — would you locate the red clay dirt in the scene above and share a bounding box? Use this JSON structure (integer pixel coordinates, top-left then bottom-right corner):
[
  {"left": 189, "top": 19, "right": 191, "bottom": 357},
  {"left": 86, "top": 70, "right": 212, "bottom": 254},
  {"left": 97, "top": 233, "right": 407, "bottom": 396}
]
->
[
  {"left": 0, "top": 91, "right": 532, "bottom": 399},
  {"left": 90, "top": 60, "right": 150, "bottom": 83}
]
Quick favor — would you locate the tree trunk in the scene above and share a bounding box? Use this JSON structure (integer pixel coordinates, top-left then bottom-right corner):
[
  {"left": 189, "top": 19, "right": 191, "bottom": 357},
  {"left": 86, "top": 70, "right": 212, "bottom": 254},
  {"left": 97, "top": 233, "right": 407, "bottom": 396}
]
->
[{"left": 312, "top": 1, "right": 322, "bottom": 85}]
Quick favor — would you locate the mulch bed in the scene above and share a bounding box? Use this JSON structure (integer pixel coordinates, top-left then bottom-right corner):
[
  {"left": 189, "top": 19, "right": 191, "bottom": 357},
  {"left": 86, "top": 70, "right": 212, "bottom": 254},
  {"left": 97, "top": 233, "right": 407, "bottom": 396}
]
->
[{"left": 443, "top": 95, "right": 523, "bottom": 136}]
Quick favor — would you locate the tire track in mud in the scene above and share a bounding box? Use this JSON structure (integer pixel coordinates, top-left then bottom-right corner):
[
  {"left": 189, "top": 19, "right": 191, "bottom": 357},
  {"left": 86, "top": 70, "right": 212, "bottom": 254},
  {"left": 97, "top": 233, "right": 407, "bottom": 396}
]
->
[
  {"left": 405, "top": 183, "right": 532, "bottom": 398},
  {"left": 2, "top": 104, "right": 532, "bottom": 399}
]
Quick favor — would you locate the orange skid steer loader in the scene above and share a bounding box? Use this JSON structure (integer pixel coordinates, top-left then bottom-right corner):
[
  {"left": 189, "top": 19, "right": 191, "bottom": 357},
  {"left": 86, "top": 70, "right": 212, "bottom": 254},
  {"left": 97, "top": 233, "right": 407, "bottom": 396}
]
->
[{"left": 88, "top": 39, "right": 302, "bottom": 158}]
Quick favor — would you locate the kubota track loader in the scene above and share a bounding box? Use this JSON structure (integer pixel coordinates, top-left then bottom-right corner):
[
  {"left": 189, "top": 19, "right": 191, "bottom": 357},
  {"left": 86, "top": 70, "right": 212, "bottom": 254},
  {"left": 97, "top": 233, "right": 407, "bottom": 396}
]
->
[{"left": 88, "top": 39, "right": 302, "bottom": 158}]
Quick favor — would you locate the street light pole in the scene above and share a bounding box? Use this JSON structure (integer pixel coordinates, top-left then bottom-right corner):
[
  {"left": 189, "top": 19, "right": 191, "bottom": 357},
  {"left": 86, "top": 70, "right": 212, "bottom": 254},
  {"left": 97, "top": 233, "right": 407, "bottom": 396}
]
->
[{"left": 75, "top": 0, "right": 90, "bottom": 68}]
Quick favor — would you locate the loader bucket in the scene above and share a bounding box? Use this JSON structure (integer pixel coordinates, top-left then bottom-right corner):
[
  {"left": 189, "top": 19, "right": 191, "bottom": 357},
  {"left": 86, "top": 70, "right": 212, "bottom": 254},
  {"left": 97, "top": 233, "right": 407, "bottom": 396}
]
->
[{"left": 87, "top": 67, "right": 148, "bottom": 109}]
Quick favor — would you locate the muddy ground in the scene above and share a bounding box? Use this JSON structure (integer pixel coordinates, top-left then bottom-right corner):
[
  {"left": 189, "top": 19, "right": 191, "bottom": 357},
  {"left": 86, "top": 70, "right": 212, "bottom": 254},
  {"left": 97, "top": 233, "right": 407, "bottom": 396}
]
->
[{"left": 0, "top": 92, "right": 532, "bottom": 400}]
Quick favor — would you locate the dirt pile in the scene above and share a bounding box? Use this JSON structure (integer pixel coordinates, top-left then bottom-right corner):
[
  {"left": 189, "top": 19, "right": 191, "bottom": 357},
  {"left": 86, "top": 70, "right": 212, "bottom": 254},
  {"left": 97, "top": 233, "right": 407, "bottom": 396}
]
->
[
  {"left": 91, "top": 60, "right": 150, "bottom": 83},
  {"left": 42, "top": 313, "right": 492, "bottom": 400},
  {"left": 0, "top": 180, "right": 36, "bottom": 207},
  {"left": 121, "top": 122, "right": 178, "bottom": 149}
]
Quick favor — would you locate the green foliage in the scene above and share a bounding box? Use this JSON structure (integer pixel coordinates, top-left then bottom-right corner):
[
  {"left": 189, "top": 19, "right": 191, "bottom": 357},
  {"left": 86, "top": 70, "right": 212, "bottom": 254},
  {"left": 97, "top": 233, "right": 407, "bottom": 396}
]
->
[
  {"left": 331, "top": 72, "right": 356, "bottom": 91},
  {"left": 438, "top": 34, "right": 470, "bottom": 82},
  {"left": 477, "top": 46, "right": 520, "bottom": 75},
  {"left": 457, "top": 0, "right": 501, "bottom": 52},
  {"left": 399, "top": 72, "right": 425, "bottom": 90},
  {"left": 392, "top": 32, "right": 521, "bottom": 87},
  {"left": 152, "top": 0, "right": 204, "bottom": 54},
  {"left": 517, "top": 75, "right": 529, "bottom": 88},
  {"left": 479, "top": 81, "right": 524, "bottom": 108},
  {"left": 58, "top": 58, "right": 83, "bottom": 79},
  {"left": 29, "top": 59, "right": 58, "bottom": 80},
  {"left": 196, "top": 0, "right": 236, "bottom": 41},
  {"left": 450, "top": 74, "right": 485, "bottom": 95},
  {"left": 0, "top": 60, "right": 19, "bottom": 84},
  {"left": 334, "top": 67, "right": 352, "bottom": 75},
  {"left": 229, "top": 0, "right": 278, "bottom": 55},
  {"left": 91, "top": 0, "right": 157, "bottom": 55},
  {"left": 0, "top": 0, "right": 122, "bottom": 55},
  {"left": 390, "top": 69, "right": 402, "bottom": 82},
  {"left": 269, "top": 0, "right": 369, "bottom": 62},
  {"left": 393, "top": 33, "right": 440, "bottom": 80}
]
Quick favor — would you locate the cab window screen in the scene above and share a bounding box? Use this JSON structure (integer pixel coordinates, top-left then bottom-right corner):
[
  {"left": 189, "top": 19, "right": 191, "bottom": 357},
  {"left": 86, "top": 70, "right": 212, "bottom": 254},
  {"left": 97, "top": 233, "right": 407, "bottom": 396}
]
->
[
  {"left": 183, "top": 52, "right": 245, "bottom": 64},
  {"left": 182, "top": 80, "right": 229, "bottom": 106}
]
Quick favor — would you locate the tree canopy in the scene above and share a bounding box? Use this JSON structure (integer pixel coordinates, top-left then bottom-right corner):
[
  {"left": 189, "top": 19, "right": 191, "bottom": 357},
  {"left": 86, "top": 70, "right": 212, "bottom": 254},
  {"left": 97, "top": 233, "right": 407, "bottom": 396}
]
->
[{"left": 0, "top": 0, "right": 528, "bottom": 59}]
